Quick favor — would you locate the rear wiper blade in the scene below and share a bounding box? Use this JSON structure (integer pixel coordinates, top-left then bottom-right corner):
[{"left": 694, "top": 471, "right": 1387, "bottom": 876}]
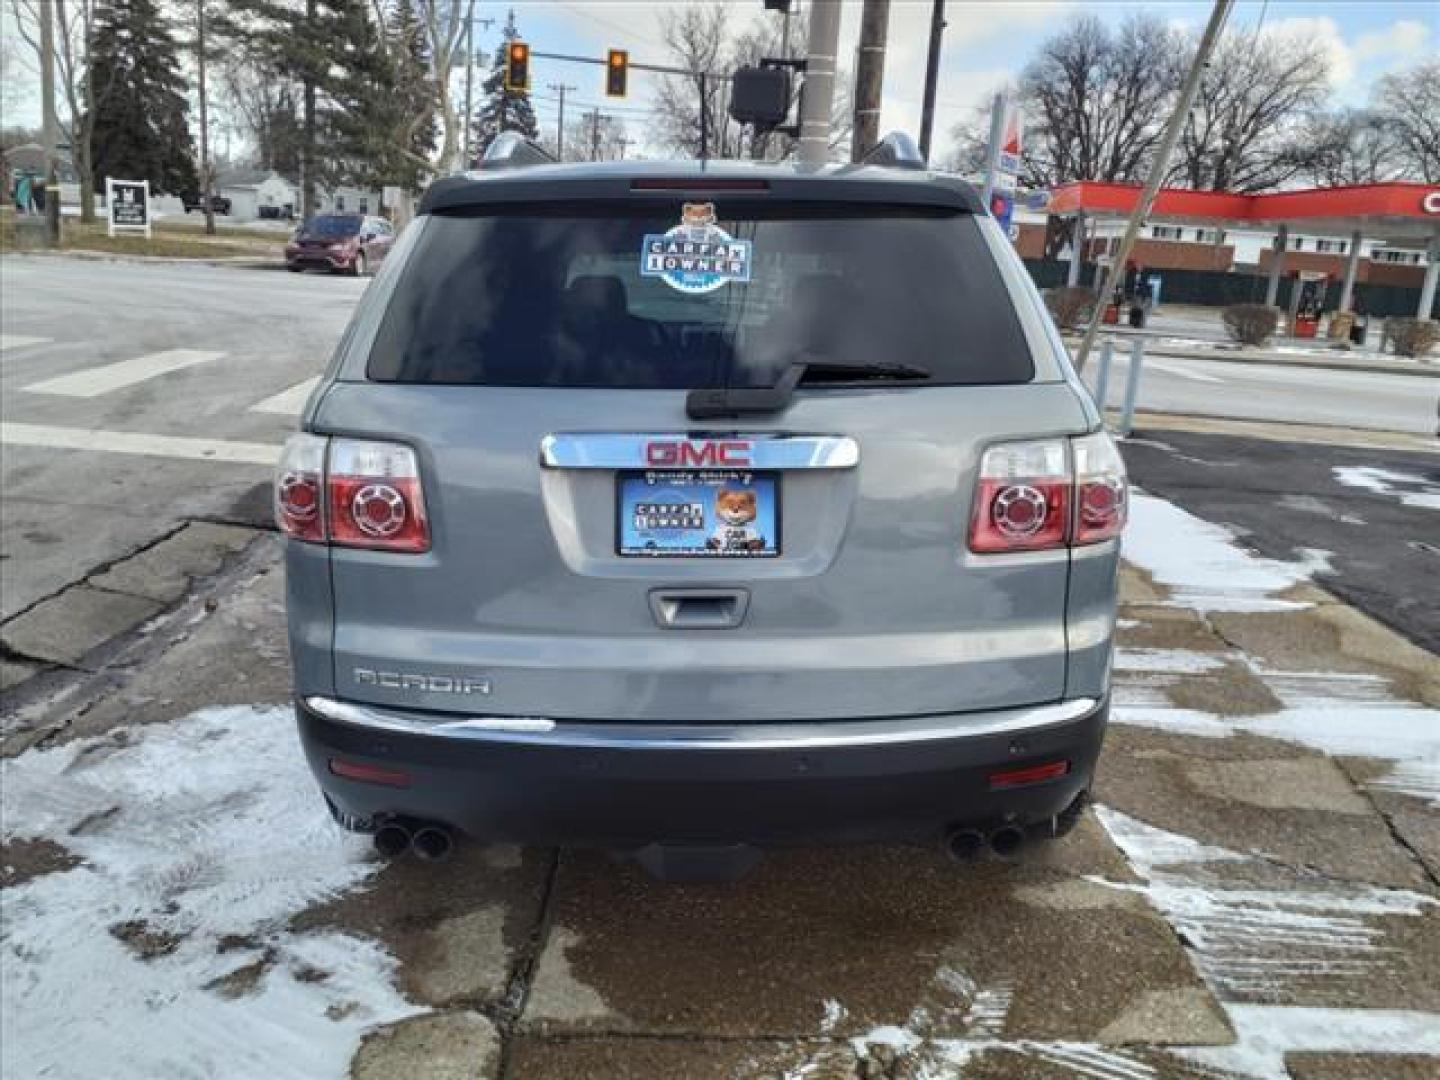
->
[{"left": 685, "top": 358, "right": 931, "bottom": 420}]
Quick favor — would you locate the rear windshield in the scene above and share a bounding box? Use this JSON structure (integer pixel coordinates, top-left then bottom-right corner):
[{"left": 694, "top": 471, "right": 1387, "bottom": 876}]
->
[
  {"left": 303, "top": 215, "right": 361, "bottom": 237},
  {"left": 367, "top": 203, "right": 1033, "bottom": 388}
]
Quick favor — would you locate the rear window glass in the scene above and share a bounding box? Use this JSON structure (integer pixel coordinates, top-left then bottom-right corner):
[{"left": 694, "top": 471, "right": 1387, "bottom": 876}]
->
[{"left": 367, "top": 203, "right": 1033, "bottom": 388}]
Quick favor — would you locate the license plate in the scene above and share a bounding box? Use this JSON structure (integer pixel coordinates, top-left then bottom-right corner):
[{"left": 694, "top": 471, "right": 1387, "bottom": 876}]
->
[{"left": 617, "top": 470, "right": 780, "bottom": 557}]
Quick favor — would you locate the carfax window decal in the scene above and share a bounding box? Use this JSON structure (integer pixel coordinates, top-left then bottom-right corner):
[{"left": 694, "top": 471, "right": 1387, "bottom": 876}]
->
[{"left": 640, "top": 203, "right": 752, "bottom": 294}]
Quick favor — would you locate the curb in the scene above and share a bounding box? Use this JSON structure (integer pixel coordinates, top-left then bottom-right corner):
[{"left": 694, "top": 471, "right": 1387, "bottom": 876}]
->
[
  {"left": 2, "top": 249, "right": 281, "bottom": 270},
  {"left": 1123, "top": 410, "right": 1439, "bottom": 454}
]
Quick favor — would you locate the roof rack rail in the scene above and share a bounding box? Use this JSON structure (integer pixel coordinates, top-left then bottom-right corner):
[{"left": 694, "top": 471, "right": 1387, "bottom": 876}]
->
[
  {"left": 861, "top": 131, "right": 925, "bottom": 170},
  {"left": 480, "top": 131, "right": 557, "bottom": 169}
]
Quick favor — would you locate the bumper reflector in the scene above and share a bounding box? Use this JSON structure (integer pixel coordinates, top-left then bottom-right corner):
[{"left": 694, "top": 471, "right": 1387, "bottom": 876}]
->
[
  {"left": 329, "top": 758, "right": 411, "bottom": 788},
  {"left": 988, "top": 760, "right": 1070, "bottom": 790}
]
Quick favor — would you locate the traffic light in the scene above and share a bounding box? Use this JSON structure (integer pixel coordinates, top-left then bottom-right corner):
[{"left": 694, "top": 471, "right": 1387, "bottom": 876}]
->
[
  {"left": 606, "top": 49, "right": 628, "bottom": 98},
  {"left": 505, "top": 41, "right": 530, "bottom": 92}
]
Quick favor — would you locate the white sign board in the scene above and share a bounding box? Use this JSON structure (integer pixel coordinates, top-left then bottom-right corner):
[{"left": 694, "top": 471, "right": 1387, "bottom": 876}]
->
[
  {"left": 382, "top": 185, "right": 402, "bottom": 209},
  {"left": 106, "top": 178, "right": 151, "bottom": 238}
]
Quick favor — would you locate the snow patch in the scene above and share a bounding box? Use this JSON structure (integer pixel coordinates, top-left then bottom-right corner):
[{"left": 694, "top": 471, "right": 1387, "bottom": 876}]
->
[
  {"left": 1123, "top": 491, "right": 1330, "bottom": 611},
  {"left": 819, "top": 997, "right": 847, "bottom": 1034},
  {"left": 1115, "top": 648, "right": 1228, "bottom": 674},
  {"left": 0, "top": 705, "right": 420, "bottom": 1080},
  {"left": 1333, "top": 466, "right": 1440, "bottom": 512}
]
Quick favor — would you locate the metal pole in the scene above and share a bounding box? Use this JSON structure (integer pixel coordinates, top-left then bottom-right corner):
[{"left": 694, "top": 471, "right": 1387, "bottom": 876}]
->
[
  {"left": 1094, "top": 338, "right": 1114, "bottom": 416},
  {"left": 851, "top": 0, "right": 890, "bottom": 163},
  {"left": 1067, "top": 211, "right": 1085, "bottom": 286},
  {"left": 1418, "top": 234, "right": 1440, "bottom": 320},
  {"left": 197, "top": 0, "right": 215, "bottom": 236},
  {"left": 979, "top": 92, "right": 1004, "bottom": 210},
  {"left": 798, "top": 0, "right": 842, "bottom": 164},
  {"left": 590, "top": 110, "right": 601, "bottom": 161},
  {"left": 1074, "top": 0, "right": 1235, "bottom": 372},
  {"left": 462, "top": 0, "right": 475, "bottom": 166},
  {"left": 1119, "top": 338, "right": 1145, "bottom": 436},
  {"left": 1264, "top": 224, "right": 1287, "bottom": 306},
  {"left": 917, "top": 0, "right": 946, "bottom": 163},
  {"left": 40, "top": 0, "right": 61, "bottom": 245},
  {"left": 699, "top": 71, "right": 708, "bottom": 160}
]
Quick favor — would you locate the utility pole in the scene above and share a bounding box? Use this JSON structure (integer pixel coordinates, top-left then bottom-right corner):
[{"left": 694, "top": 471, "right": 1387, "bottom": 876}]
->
[
  {"left": 698, "top": 71, "right": 709, "bottom": 159},
  {"left": 918, "top": 0, "right": 946, "bottom": 162},
  {"left": 1074, "top": 0, "right": 1235, "bottom": 372},
  {"left": 548, "top": 83, "right": 576, "bottom": 160},
  {"left": 798, "top": 0, "right": 842, "bottom": 164},
  {"left": 39, "top": 0, "right": 61, "bottom": 245},
  {"left": 197, "top": 0, "right": 215, "bottom": 236},
  {"left": 461, "top": 5, "right": 494, "bottom": 167},
  {"left": 615, "top": 135, "right": 630, "bottom": 160},
  {"left": 586, "top": 109, "right": 606, "bottom": 161},
  {"left": 851, "top": 0, "right": 890, "bottom": 162}
]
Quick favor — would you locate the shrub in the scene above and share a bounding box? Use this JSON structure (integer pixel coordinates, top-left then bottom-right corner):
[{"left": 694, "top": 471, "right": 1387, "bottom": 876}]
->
[
  {"left": 1386, "top": 318, "right": 1440, "bottom": 359},
  {"left": 1044, "top": 286, "right": 1097, "bottom": 330},
  {"left": 1222, "top": 303, "right": 1281, "bottom": 346}
]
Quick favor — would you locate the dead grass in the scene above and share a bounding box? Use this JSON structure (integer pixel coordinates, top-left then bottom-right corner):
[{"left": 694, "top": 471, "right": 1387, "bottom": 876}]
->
[{"left": 1, "top": 206, "right": 287, "bottom": 259}]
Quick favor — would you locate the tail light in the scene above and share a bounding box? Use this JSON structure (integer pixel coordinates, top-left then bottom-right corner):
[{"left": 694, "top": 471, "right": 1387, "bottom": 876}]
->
[
  {"left": 275, "top": 435, "right": 429, "bottom": 553},
  {"left": 967, "top": 433, "right": 1126, "bottom": 554}
]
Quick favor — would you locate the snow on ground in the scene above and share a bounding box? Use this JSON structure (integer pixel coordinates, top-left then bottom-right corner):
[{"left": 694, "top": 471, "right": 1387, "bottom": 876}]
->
[
  {"left": 1123, "top": 490, "right": 1331, "bottom": 612},
  {"left": 1096, "top": 808, "right": 1440, "bottom": 1079},
  {"left": 1332, "top": 465, "right": 1440, "bottom": 512},
  {"left": 0, "top": 706, "right": 420, "bottom": 1080}
]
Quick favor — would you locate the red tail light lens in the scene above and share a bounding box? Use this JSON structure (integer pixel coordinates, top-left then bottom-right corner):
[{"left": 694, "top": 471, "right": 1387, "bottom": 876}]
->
[
  {"left": 328, "top": 439, "right": 430, "bottom": 552},
  {"left": 969, "top": 439, "right": 1071, "bottom": 553},
  {"left": 989, "top": 759, "right": 1071, "bottom": 789},
  {"left": 967, "top": 433, "right": 1127, "bottom": 553},
  {"left": 275, "top": 434, "right": 326, "bottom": 542},
  {"left": 1072, "top": 432, "right": 1128, "bottom": 545},
  {"left": 274, "top": 435, "right": 429, "bottom": 553}
]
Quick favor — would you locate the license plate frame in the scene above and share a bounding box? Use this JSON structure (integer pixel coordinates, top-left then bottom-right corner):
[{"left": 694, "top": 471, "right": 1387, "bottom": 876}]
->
[{"left": 616, "top": 469, "right": 781, "bottom": 558}]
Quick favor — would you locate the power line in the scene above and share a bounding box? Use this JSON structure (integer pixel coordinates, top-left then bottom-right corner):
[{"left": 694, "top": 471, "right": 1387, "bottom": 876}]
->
[{"left": 551, "top": 1, "right": 669, "bottom": 52}]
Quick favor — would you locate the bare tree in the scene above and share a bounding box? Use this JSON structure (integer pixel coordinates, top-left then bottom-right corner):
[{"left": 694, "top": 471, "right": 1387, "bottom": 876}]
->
[
  {"left": 9, "top": 0, "right": 101, "bottom": 221},
  {"left": 1300, "top": 107, "right": 1401, "bottom": 186},
  {"left": 1171, "top": 28, "right": 1333, "bottom": 192},
  {"left": 653, "top": 2, "right": 850, "bottom": 162},
  {"left": 414, "top": 0, "right": 465, "bottom": 170},
  {"left": 1018, "top": 14, "right": 1183, "bottom": 188},
  {"left": 1373, "top": 57, "right": 1440, "bottom": 182}
]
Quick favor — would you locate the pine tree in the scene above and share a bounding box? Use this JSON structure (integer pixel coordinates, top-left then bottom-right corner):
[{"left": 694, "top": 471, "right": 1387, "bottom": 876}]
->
[
  {"left": 390, "top": 0, "right": 439, "bottom": 174},
  {"left": 88, "top": 0, "right": 199, "bottom": 196},
  {"left": 471, "top": 9, "right": 539, "bottom": 162}
]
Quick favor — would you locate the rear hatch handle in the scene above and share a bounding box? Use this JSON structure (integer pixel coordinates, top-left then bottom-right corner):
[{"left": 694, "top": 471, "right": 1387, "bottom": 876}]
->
[{"left": 649, "top": 588, "right": 751, "bottom": 629}]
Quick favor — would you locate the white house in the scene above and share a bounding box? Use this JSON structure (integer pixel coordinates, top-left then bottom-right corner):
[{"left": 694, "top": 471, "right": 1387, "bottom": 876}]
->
[
  {"left": 315, "top": 184, "right": 384, "bottom": 217},
  {"left": 215, "top": 168, "right": 297, "bottom": 221}
]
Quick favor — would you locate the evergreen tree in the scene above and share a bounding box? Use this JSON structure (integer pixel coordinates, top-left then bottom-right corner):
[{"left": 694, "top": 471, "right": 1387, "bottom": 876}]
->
[
  {"left": 471, "top": 9, "right": 538, "bottom": 162},
  {"left": 88, "top": 0, "right": 199, "bottom": 195},
  {"left": 390, "top": 0, "right": 439, "bottom": 174}
]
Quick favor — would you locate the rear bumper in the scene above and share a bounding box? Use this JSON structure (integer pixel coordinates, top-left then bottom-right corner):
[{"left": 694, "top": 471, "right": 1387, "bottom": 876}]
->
[{"left": 298, "top": 695, "right": 1108, "bottom": 848}]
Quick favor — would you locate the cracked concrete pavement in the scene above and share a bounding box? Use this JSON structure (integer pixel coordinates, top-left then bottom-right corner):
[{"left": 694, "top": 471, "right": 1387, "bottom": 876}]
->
[{"left": 2, "top": 518, "right": 1436, "bottom": 1079}]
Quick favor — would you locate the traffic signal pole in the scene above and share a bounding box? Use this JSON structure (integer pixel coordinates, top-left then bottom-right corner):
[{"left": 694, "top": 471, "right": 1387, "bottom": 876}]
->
[{"left": 797, "top": 0, "right": 842, "bottom": 164}]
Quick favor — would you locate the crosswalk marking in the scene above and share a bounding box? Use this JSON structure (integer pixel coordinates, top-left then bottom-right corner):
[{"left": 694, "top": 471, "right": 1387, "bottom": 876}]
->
[
  {"left": 0, "top": 335, "right": 53, "bottom": 351},
  {"left": 1, "top": 422, "right": 279, "bottom": 466},
  {"left": 23, "top": 348, "right": 225, "bottom": 398},
  {"left": 250, "top": 376, "right": 320, "bottom": 416}
]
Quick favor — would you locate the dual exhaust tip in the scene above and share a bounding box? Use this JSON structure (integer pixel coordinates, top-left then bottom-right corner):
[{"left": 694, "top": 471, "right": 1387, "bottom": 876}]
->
[
  {"left": 945, "top": 824, "right": 1027, "bottom": 862},
  {"left": 373, "top": 818, "right": 454, "bottom": 862}
]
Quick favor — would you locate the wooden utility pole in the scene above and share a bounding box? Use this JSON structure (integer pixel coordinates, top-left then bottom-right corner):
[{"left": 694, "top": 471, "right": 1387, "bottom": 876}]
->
[
  {"left": 549, "top": 83, "right": 576, "bottom": 160},
  {"left": 40, "top": 0, "right": 61, "bottom": 244},
  {"left": 197, "top": 0, "right": 215, "bottom": 236},
  {"left": 851, "top": 0, "right": 889, "bottom": 162},
  {"left": 918, "top": 0, "right": 946, "bottom": 162}
]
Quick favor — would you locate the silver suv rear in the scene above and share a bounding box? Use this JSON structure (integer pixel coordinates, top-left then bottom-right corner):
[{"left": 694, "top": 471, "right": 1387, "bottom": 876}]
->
[{"left": 277, "top": 141, "right": 1126, "bottom": 879}]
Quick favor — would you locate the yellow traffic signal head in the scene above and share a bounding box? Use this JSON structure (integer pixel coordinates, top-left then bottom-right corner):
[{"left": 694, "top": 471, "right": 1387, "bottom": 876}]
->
[
  {"left": 506, "top": 41, "right": 531, "bottom": 92},
  {"left": 606, "top": 49, "right": 628, "bottom": 98}
]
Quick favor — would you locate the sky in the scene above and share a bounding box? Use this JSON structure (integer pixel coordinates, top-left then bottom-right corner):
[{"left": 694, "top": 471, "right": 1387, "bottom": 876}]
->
[
  {"left": 503, "top": 0, "right": 1439, "bottom": 160},
  {"left": 2, "top": 0, "right": 1436, "bottom": 162}
]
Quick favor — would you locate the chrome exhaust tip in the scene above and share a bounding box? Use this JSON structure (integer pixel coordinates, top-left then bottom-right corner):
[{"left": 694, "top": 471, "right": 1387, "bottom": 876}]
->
[
  {"left": 411, "top": 824, "right": 454, "bottom": 862},
  {"left": 945, "top": 828, "right": 987, "bottom": 862},
  {"left": 989, "top": 825, "right": 1026, "bottom": 858},
  {"left": 373, "top": 821, "right": 413, "bottom": 859}
]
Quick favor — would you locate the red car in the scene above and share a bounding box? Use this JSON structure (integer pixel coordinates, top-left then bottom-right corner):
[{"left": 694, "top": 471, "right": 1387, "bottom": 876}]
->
[{"left": 285, "top": 214, "right": 395, "bottom": 276}]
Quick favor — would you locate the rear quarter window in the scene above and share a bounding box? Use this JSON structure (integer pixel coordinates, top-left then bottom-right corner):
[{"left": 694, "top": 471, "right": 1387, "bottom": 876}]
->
[{"left": 367, "top": 203, "right": 1034, "bottom": 388}]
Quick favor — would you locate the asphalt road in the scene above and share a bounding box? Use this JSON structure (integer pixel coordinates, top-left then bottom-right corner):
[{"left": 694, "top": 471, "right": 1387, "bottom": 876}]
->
[
  {"left": 1, "top": 254, "right": 1436, "bottom": 622},
  {"left": 1122, "top": 428, "right": 1440, "bottom": 653}
]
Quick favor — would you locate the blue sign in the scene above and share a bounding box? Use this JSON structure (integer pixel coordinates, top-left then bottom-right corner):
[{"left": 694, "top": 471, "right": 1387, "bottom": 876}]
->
[{"left": 640, "top": 203, "right": 752, "bottom": 294}]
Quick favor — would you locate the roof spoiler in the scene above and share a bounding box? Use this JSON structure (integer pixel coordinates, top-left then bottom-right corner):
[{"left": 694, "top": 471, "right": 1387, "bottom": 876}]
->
[
  {"left": 479, "top": 132, "right": 556, "bottom": 169},
  {"left": 860, "top": 132, "right": 925, "bottom": 170}
]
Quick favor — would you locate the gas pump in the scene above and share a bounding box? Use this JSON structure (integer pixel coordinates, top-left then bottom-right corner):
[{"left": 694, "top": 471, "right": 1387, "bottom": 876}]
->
[{"left": 1289, "top": 271, "right": 1327, "bottom": 339}]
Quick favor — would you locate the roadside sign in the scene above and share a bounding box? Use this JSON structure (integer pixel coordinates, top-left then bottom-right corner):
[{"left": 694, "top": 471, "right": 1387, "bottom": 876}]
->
[
  {"left": 106, "top": 178, "right": 151, "bottom": 239},
  {"left": 981, "top": 93, "right": 1023, "bottom": 240}
]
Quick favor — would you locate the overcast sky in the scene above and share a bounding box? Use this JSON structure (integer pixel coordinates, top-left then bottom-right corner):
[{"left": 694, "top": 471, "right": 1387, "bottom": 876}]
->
[{"left": 3, "top": 0, "right": 1435, "bottom": 162}]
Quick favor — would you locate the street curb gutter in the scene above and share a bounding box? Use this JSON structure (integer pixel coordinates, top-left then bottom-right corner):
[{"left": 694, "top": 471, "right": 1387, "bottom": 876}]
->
[
  {"left": 2, "top": 250, "right": 281, "bottom": 271},
  {"left": 1062, "top": 332, "right": 1439, "bottom": 378},
  {"left": 1124, "top": 412, "right": 1438, "bottom": 455}
]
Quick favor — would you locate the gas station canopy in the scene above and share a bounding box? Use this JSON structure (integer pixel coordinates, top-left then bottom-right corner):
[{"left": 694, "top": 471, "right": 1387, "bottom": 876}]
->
[{"left": 1048, "top": 180, "right": 1440, "bottom": 247}]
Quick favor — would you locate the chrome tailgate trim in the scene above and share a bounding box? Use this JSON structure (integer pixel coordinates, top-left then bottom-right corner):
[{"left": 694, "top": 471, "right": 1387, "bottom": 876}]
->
[{"left": 539, "top": 433, "right": 859, "bottom": 470}]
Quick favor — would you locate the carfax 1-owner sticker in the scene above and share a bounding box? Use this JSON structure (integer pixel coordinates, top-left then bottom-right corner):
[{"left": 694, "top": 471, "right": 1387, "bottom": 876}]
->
[{"left": 640, "top": 203, "right": 752, "bottom": 294}]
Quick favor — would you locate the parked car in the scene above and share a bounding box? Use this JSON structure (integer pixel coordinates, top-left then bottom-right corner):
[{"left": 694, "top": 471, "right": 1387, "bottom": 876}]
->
[
  {"left": 284, "top": 213, "right": 395, "bottom": 275},
  {"left": 276, "top": 133, "right": 1126, "bottom": 881},
  {"left": 182, "top": 193, "right": 232, "bottom": 215}
]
